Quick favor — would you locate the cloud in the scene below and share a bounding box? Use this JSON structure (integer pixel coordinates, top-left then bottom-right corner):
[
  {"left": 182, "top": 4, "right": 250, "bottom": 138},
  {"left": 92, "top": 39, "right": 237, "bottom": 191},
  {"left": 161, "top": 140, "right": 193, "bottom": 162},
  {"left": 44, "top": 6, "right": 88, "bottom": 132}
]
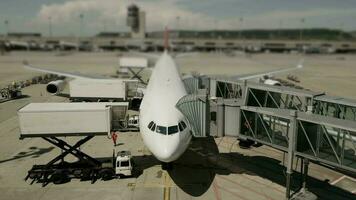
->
[
  {"left": 251, "top": 8, "right": 356, "bottom": 21},
  {"left": 37, "top": 0, "right": 122, "bottom": 23},
  {"left": 36, "top": 0, "right": 221, "bottom": 31},
  {"left": 35, "top": 0, "right": 356, "bottom": 34}
]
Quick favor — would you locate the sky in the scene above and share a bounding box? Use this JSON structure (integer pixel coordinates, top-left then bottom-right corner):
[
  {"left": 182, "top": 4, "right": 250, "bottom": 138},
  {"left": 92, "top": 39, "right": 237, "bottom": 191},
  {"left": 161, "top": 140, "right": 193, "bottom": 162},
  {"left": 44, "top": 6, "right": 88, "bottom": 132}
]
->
[{"left": 0, "top": 0, "right": 355, "bottom": 36}]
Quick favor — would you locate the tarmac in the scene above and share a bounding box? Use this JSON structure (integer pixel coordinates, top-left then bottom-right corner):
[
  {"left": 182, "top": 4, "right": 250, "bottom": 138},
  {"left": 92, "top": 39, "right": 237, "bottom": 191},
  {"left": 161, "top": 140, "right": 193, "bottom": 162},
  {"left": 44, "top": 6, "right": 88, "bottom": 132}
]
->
[{"left": 0, "top": 51, "right": 355, "bottom": 200}]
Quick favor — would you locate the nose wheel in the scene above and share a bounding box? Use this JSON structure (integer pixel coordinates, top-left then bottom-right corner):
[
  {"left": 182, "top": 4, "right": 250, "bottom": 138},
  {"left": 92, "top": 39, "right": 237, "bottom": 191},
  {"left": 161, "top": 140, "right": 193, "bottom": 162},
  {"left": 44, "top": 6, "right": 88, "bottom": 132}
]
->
[{"left": 161, "top": 162, "right": 173, "bottom": 170}]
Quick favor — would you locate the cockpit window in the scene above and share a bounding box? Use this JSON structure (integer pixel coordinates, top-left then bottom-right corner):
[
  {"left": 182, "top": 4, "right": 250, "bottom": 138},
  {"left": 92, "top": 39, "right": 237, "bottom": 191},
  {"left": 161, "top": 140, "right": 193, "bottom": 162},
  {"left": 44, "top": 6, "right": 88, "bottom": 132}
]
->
[
  {"left": 156, "top": 126, "right": 167, "bottom": 134},
  {"left": 178, "top": 123, "right": 183, "bottom": 132},
  {"left": 178, "top": 121, "right": 187, "bottom": 132},
  {"left": 181, "top": 121, "right": 187, "bottom": 129},
  {"left": 148, "top": 121, "right": 154, "bottom": 129},
  {"left": 150, "top": 123, "right": 156, "bottom": 131},
  {"left": 168, "top": 125, "right": 178, "bottom": 135}
]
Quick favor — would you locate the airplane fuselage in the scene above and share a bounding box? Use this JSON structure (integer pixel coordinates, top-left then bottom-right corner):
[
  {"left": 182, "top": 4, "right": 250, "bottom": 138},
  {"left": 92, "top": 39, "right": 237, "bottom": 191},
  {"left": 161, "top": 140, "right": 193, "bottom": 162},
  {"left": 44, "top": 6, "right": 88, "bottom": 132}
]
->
[{"left": 139, "top": 51, "right": 191, "bottom": 162}]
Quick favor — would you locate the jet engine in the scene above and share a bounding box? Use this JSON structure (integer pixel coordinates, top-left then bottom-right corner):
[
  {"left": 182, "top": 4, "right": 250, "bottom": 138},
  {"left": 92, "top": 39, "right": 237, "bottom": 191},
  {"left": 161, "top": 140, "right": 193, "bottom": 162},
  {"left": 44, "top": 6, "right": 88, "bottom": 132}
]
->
[{"left": 46, "top": 80, "right": 65, "bottom": 94}]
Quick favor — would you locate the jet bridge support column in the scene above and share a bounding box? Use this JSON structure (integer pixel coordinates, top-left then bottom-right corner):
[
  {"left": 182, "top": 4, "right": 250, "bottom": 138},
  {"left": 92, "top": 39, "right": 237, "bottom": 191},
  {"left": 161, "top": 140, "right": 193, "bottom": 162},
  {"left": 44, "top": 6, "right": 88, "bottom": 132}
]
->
[
  {"left": 302, "top": 158, "right": 309, "bottom": 191},
  {"left": 286, "top": 110, "right": 297, "bottom": 200}
]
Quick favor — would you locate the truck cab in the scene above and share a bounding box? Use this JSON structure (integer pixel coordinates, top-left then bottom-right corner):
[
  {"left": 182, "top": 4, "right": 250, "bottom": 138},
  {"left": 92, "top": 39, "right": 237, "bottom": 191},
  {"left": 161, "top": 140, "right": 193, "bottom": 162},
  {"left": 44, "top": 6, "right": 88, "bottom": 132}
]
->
[
  {"left": 128, "top": 115, "right": 139, "bottom": 128},
  {"left": 115, "top": 151, "right": 133, "bottom": 177}
]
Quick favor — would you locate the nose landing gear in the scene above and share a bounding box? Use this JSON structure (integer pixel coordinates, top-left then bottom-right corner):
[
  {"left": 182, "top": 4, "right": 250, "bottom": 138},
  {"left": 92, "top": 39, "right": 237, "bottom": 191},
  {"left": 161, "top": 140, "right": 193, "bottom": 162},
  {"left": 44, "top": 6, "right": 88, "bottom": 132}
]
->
[{"left": 161, "top": 162, "right": 173, "bottom": 170}]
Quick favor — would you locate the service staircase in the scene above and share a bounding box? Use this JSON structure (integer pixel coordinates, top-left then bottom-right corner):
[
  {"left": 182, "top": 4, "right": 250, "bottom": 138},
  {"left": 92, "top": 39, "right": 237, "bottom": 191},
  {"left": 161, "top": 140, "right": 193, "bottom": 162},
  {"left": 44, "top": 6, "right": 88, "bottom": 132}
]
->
[{"left": 177, "top": 75, "right": 356, "bottom": 199}]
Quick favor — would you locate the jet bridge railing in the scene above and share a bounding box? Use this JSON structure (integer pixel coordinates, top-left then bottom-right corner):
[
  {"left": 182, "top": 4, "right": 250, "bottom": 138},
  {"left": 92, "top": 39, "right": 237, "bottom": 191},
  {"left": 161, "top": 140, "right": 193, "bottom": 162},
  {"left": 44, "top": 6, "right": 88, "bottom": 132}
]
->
[
  {"left": 296, "top": 111, "right": 356, "bottom": 173},
  {"left": 313, "top": 95, "right": 356, "bottom": 121},
  {"left": 215, "top": 80, "right": 244, "bottom": 99},
  {"left": 239, "top": 106, "right": 356, "bottom": 173},
  {"left": 239, "top": 106, "right": 292, "bottom": 151},
  {"left": 245, "top": 83, "right": 322, "bottom": 112}
]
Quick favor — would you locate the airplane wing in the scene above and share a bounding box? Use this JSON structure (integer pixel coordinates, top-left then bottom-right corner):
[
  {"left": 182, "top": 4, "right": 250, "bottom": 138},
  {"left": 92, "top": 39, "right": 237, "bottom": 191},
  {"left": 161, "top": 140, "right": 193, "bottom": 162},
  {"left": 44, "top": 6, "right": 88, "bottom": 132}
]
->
[
  {"left": 23, "top": 60, "right": 109, "bottom": 79},
  {"left": 233, "top": 59, "right": 304, "bottom": 80}
]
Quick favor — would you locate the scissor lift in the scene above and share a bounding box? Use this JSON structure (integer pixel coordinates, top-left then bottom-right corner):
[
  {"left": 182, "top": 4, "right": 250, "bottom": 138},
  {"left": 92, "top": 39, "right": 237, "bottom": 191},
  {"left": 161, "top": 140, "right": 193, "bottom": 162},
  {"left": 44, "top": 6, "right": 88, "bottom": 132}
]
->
[
  {"left": 18, "top": 102, "right": 132, "bottom": 186},
  {"left": 25, "top": 136, "right": 107, "bottom": 186}
]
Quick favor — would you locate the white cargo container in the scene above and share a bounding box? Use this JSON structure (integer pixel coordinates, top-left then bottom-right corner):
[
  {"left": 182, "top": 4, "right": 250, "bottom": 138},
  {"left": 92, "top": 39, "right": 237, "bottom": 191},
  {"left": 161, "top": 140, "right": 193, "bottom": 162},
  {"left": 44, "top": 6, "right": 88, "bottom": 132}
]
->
[
  {"left": 18, "top": 103, "right": 114, "bottom": 138},
  {"left": 119, "top": 57, "right": 148, "bottom": 68},
  {"left": 69, "top": 79, "right": 128, "bottom": 100}
]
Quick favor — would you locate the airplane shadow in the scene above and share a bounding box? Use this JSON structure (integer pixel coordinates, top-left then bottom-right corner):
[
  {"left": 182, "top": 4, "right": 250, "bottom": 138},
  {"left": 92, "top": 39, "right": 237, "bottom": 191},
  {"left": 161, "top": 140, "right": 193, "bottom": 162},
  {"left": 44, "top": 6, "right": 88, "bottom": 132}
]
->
[
  {"left": 16, "top": 138, "right": 355, "bottom": 199},
  {"left": 217, "top": 151, "right": 356, "bottom": 200},
  {"left": 168, "top": 137, "right": 225, "bottom": 196},
  {"left": 131, "top": 136, "right": 356, "bottom": 199}
]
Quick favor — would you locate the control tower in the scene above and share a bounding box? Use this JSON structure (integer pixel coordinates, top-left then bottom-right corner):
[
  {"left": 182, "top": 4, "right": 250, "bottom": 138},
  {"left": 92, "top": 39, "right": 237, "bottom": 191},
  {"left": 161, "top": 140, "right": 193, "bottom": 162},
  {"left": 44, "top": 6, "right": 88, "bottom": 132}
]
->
[{"left": 126, "top": 4, "right": 146, "bottom": 39}]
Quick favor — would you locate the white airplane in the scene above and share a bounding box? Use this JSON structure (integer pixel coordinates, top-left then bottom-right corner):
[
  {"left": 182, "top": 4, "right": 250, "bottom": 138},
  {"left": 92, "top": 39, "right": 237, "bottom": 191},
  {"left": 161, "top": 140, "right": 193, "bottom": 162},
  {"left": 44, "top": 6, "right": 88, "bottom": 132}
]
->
[{"left": 24, "top": 28, "right": 304, "bottom": 165}]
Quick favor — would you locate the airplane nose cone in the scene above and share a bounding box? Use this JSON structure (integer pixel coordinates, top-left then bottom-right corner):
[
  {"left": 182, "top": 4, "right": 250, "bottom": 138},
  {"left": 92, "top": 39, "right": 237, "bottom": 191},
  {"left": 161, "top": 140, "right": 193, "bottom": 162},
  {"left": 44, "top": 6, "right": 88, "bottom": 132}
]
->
[
  {"left": 154, "top": 142, "right": 180, "bottom": 163},
  {"left": 156, "top": 147, "right": 176, "bottom": 162}
]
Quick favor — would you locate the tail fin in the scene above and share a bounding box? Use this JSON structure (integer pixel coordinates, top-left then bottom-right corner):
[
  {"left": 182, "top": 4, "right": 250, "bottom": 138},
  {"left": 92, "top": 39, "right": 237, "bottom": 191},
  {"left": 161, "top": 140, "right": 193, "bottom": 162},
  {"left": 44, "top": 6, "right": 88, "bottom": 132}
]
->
[{"left": 164, "top": 26, "right": 169, "bottom": 51}]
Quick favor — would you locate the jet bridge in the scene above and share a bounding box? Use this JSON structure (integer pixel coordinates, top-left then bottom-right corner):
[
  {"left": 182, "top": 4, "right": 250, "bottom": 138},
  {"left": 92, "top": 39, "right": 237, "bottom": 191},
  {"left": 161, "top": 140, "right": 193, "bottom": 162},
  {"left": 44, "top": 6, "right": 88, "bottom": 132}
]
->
[
  {"left": 178, "top": 76, "right": 356, "bottom": 199},
  {"left": 239, "top": 106, "right": 356, "bottom": 173}
]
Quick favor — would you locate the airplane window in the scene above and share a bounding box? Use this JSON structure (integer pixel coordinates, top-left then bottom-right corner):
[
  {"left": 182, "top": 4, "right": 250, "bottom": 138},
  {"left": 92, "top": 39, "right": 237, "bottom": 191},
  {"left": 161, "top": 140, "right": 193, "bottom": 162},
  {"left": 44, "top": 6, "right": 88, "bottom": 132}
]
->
[
  {"left": 178, "top": 122, "right": 184, "bottom": 132},
  {"left": 150, "top": 123, "right": 156, "bottom": 131},
  {"left": 148, "top": 121, "right": 154, "bottom": 129},
  {"left": 156, "top": 126, "right": 167, "bottom": 134},
  {"left": 178, "top": 121, "right": 187, "bottom": 132},
  {"left": 181, "top": 121, "right": 187, "bottom": 129},
  {"left": 168, "top": 125, "right": 178, "bottom": 135}
]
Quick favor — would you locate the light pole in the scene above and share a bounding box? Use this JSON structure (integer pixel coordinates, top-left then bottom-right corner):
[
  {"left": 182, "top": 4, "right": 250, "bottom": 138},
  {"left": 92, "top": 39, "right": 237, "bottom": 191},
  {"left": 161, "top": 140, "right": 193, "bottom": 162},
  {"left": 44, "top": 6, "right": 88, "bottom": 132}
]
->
[
  {"left": 48, "top": 17, "right": 52, "bottom": 37},
  {"left": 78, "top": 14, "right": 84, "bottom": 51},
  {"left": 299, "top": 18, "right": 305, "bottom": 41},
  {"left": 279, "top": 19, "right": 283, "bottom": 38},
  {"left": 103, "top": 20, "right": 107, "bottom": 32},
  {"left": 299, "top": 18, "right": 305, "bottom": 53},
  {"left": 214, "top": 19, "right": 218, "bottom": 39},
  {"left": 239, "top": 17, "right": 245, "bottom": 51},
  {"left": 239, "top": 17, "right": 244, "bottom": 39},
  {"left": 79, "top": 14, "right": 84, "bottom": 37},
  {"left": 339, "top": 23, "right": 344, "bottom": 40},
  {"left": 176, "top": 16, "right": 180, "bottom": 38},
  {"left": 4, "top": 20, "right": 9, "bottom": 36}
]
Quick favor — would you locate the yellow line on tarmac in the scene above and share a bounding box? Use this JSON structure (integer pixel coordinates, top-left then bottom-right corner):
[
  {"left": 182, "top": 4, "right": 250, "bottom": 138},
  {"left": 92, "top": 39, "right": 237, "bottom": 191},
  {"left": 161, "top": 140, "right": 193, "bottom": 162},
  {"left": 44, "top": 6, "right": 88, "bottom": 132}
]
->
[{"left": 163, "top": 171, "right": 171, "bottom": 200}]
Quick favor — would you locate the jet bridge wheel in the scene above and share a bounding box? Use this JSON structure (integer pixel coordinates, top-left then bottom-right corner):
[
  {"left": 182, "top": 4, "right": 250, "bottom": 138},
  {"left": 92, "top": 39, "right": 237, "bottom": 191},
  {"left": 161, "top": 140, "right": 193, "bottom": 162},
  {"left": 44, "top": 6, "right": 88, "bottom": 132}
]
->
[{"left": 238, "top": 139, "right": 255, "bottom": 149}]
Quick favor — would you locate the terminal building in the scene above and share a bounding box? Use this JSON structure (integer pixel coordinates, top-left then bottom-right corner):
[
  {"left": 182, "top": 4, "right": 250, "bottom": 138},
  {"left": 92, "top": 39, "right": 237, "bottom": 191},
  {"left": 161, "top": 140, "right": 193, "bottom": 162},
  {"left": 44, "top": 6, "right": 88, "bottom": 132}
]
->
[{"left": 0, "top": 4, "right": 355, "bottom": 53}]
